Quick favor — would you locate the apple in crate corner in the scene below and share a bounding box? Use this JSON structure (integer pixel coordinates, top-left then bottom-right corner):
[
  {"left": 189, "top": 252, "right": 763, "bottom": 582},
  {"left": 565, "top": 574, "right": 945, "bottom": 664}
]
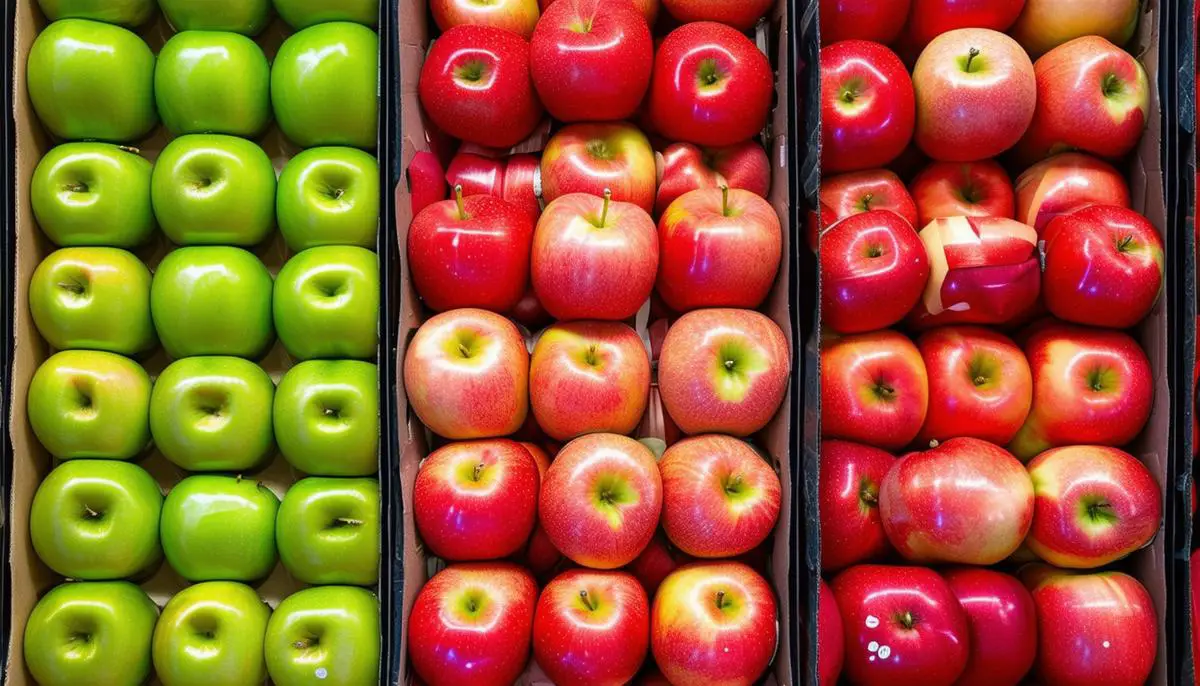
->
[
  {"left": 30, "top": 143, "right": 155, "bottom": 248},
  {"left": 432, "top": 0, "right": 540, "bottom": 38},
  {"left": 656, "top": 141, "right": 771, "bottom": 216},
  {"left": 35, "top": 0, "right": 156, "bottom": 25},
  {"left": 809, "top": 169, "right": 918, "bottom": 248},
  {"left": 158, "top": 0, "right": 270, "bottom": 33},
  {"left": 152, "top": 582, "right": 271, "bottom": 686},
  {"left": 265, "top": 586, "right": 381, "bottom": 686},
  {"left": 155, "top": 31, "right": 271, "bottom": 138},
  {"left": 274, "top": 246, "right": 380, "bottom": 360},
  {"left": 277, "top": 147, "right": 380, "bottom": 251},
  {"left": 820, "top": 40, "right": 915, "bottom": 174},
  {"left": 818, "top": 0, "right": 911, "bottom": 45},
  {"left": 909, "top": 160, "right": 1015, "bottom": 226},
  {"left": 540, "top": 122, "right": 657, "bottom": 213},
  {"left": 274, "top": 360, "right": 379, "bottom": 477},
  {"left": 821, "top": 330, "right": 929, "bottom": 451},
  {"left": 819, "top": 440, "right": 895, "bottom": 572},
  {"left": 1011, "top": 0, "right": 1141, "bottom": 57},
  {"left": 943, "top": 568, "right": 1038, "bottom": 686},
  {"left": 1015, "top": 152, "right": 1131, "bottom": 232},
  {"left": 274, "top": 0, "right": 379, "bottom": 29},
  {"left": 160, "top": 475, "right": 279, "bottom": 583}
]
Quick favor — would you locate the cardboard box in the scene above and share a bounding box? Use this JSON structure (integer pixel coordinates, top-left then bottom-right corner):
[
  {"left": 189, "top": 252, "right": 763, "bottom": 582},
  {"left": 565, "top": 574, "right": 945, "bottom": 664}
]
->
[{"left": 3, "top": 3, "right": 400, "bottom": 683}]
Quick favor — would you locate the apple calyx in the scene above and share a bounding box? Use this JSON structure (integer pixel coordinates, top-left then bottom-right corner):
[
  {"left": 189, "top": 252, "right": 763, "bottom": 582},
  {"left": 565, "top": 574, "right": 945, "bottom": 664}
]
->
[
  {"left": 583, "top": 344, "right": 600, "bottom": 367},
  {"left": 723, "top": 473, "right": 745, "bottom": 497},
  {"left": 579, "top": 589, "right": 597, "bottom": 611},
  {"left": 57, "top": 279, "right": 87, "bottom": 296},
  {"left": 1117, "top": 234, "right": 1138, "bottom": 253},
  {"left": 117, "top": 145, "right": 142, "bottom": 156},
  {"left": 858, "top": 478, "right": 879, "bottom": 508},
  {"left": 454, "top": 59, "right": 488, "bottom": 85},
  {"left": 1101, "top": 73, "right": 1125, "bottom": 99},
  {"left": 1083, "top": 498, "right": 1118, "bottom": 525},
  {"left": 871, "top": 379, "right": 897, "bottom": 402},
  {"left": 453, "top": 184, "right": 467, "bottom": 220},
  {"left": 698, "top": 59, "right": 725, "bottom": 89},
  {"left": 961, "top": 47, "right": 982, "bottom": 74},
  {"left": 896, "top": 610, "right": 917, "bottom": 630},
  {"left": 855, "top": 193, "right": 875, "bottom": 212},
  {"left": 472, "top": 462, "right": 486, "bottom": 482},
  {"left": 928, "top": 439, "right": 940, "bottom": 448}
]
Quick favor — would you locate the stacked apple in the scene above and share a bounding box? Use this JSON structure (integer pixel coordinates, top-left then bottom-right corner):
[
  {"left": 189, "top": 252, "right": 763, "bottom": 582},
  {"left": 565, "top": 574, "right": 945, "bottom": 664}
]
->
[
  {"left": 815, "top": 2, "right": 1163, "bottom": 685},
  {"left": 401, "top": 1, "right": 793, "bottom": 684},
  {"left": 19, "top": 2, "right": 384, "bottom": 686}
]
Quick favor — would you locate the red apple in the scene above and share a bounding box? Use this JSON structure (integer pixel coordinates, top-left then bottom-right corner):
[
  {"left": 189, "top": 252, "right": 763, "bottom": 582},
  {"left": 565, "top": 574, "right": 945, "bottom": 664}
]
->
[
  {"left": 657, "top": 187, "right": 782, "bottom": 312},
  {"left": 820, "top": 210, "right": 930, "bottom": 334},
  {"left": 408, "top": 187, "right": 534, "bottom": 313},
  {"left": 655, "top": 141, "right": 770, "bottom": 216},
  {"left": 658, "top": 308, "right": 790, "bottom": 436},
  {"left": 414, "top": 439, "right": 539, "bottom": 561},
  {"left": 521, "top": 442, "right": 552, "bottom": 480},
  {"left": 1042, "top": 205, "right": 1164, "bottom": 328},
  {"left": 916, "top": 326, "right": 1032, "bottom": 446},
  {"left": 880, "top": 437, "right": 1034, "bottom": 565},
  {"left": 809, "top": 169, "right": 918, "bottom": 249},
  {"left": 418, "top": 25, "right": 544, "bottom": 149},
  {"left": 1014, "top": 152, "right": 1131, "bottom": 232},
  {"left": 502, "top": 153, "right": 543, "bottom": 223},
  {"left": 408, "top": 562, "right": 538, "bottom": 686},
  {"left": 539, "top": 433, "right": 663, "bottom": 569},
  {"left": 821, "top": 330, "right": 929, "bottom": 451},
  {"left": 913, "top": 28, "right": 1036, "bottom": 162},
  {"left": 660, "top": 0, "right": 772, "bottom": 31},
  {"left": 1010, "top": 323, "right": 1152, "bottom": 460},
  {"left": 1025, "top": 445, "right": 1161, "bottom": 568},
  {"left": 404, "top": 308, "right": 530, "bottom": 439},
  {"left": 446, "top": 152, "right": 504, "bottom": 197},
  {"left": 943, "top": 567, "right": 1037, "bottom": 686},
  {"left": 532, "top": 191, "right": 658, "bottom": 321},
  {"left": 630, "top": 532, "right": 693, "bottom": 596},
  {"left": 819, "top": 0, "right": 911, "bottom": 45},
  {"left": 818, "top": 579, "right": 845, "bottom": 686},
  {"left": 540, "top": 122, "right": 657, "bottom": 213},
  {"left": 831, "top": 565, "right": 969, "bottom": 686},
  {"left": 533, "top": 569, "right": 650, "bottom": 686},
  {"left": 1025, "top": 568, "right": 1156, "bottom": 686},
  {"left": 818, "top": 440, "right": 895, "bottom": 572},
  {"left": 1011, "top": 0, "right": 1141, "bottom": 57},
  {"left": 530, "top": 0, "right": 653, "bottom": 123},
  {"left": 1015, "top": 36, "right": 1149, "bottom": 163},
  {"left": 432, "top": 0, "right": 541, "bottom": 38},
  {"left": 651, "top": 562, "right": 777, "bottom": 686},
  {"left": 529, "top": 321, "right": 651, "bottom": 441},
  {"left": 821, "top": 40, "right": 915, "bottom": 173},
  {"left": 542, "top": 0, "right": 659, "bottom": 24},
  {"left": 648, "top": 22, "right": 774, "bottom": 147},
  {"left": 907, "top": 0, "right": 1026, "bottom": 47},
  {"left": 521, "top": 523, "right": 565, "bottom": 581},
  {"left": 409, "top": 151, "right": 448, "bottom": 215},
  {"left": 509, "top": 286, "right": 552, "bottom": 329},
  {"left": 659, "top": 435, "right": 781, "bottom": 558},
  {"left": 909, "top": 160, "right": 1015, "bottom": 227}
]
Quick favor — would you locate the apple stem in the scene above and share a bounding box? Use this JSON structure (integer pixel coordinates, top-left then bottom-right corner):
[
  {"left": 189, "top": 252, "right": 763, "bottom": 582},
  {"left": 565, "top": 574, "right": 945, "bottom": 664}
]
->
[
  {"left": 334, "top": 517, "right": 364, "bottom": 527},
  {"left": 724, "top": 359, "right": 736, "bottom": 371},
  {"left": 860, "top": 489, "right": 878, "bottom": 506},
  {"left": 118, "top": 145, "right": 141, "bottom": 156},
  {"left": 82, "top": 505, "right": 100, "bottom": 519},
  {"left": 458, "top": 343, "right": 471, "bottom": 358},
  {"left": 974, "top": 375, "right": 987, "bottom": 386},
  {"left": 715, "top": 590, "right": 727, "bottom": 609},
  {"left": 473, "top": 463, "right": 485, "bottom": 481},
  {"left": 600, "top": 189, "right": 612, "bottom": 226},
  {"left": 928, "top": 439, "right": 940, "bottom": 449},
  {"left": 720, "top": 185, "right": 730, "bottom": 217},
  {"left": 1118, "top": 235, "right": 1135, "bottom": 252},
  {"left": 861, "top": 193, "right": 873, "bottom": 210},
  {"left": 454, "top": 184, "right": 466, "bottom": 220},
  {"left": 965, "top": 47, "right": 980, "bottom": 72},
  {"left": 64, "top": 183, "right": 89, "bottom": 193},
  {"left": 579, "top": 590, "right": 596, "bottom": 611}
]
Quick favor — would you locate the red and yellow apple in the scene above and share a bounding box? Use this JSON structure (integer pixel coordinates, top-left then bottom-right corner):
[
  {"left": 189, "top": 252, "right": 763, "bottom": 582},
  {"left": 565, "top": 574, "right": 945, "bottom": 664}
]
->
[
  {"left": 540, "top": 123, "right": 657, "bottom": 213},
  {"left": 1014, "top": 152, "right": 1131, "bottom": 233},
  {"left": 909, "top": 159, "right": 1015, "bottom": 227}
]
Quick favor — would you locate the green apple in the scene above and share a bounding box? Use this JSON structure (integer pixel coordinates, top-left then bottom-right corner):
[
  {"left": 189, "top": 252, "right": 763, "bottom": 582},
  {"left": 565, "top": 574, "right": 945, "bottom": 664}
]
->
[
  {"left": 26, "top": 19, "right": 156, "bottom": 142},
  {"left": 35, "top": 0, "right": 156, "bottom": 26},
  {"left": 31, "top": 143, "right": 155, "bottom": 247},
  {"left": 158, "top": 0, "right": 272, "bottom": 35},
  {"left": 160, "top": 475, "right": 280, "bottom": 582},
  {"left": 270, "top": 22, "right": 379, "bottom": 149},
  {"left": 27, "top": 350, "right": 151, "bottom": 459},
  {"left": 152, "top": 581, "right": 271, "bottom": 686},
  {"left": 30, "top": 460, "right": 163, "bottom": 579},
  {"left": 150, "top": 247, "right": 274, "bottom": 359},
  {"left": 276, "top": 477, "right": 379, "bottom": 585},
  {"left": 150, "top": 356, "right": 275, "bottom": 471},
  {"left": 273, "top": 0, "right": 378, "bottom": 29},
  {"left": 274, "top": 360, "right": 378, "bottom": 476},
  {"left": 274, "top": 246, "right": 378, "bottom": 360},
  {"left": 24, "top": 581, "right": 158, "bottom": 686},
  {"left": 155, "top": 31, "right": 271, "bottom": 137},
  {"left": 151, "top": 134, "right": 276, "bottom": 246},
  {"left": 277, "top": 147, "right": 379, "bottom": 251},
  {"left": 264, "top": 586, "right": 380, "bottom": 686}
]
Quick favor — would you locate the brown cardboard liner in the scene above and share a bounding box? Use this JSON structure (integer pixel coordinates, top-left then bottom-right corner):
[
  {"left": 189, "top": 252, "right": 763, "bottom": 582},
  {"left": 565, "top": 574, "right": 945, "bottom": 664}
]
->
[
  {"left": 4, "top": 4, "right": 389, "bottom": 684},
  {"left": 393, "top": 1, "right": 798, "bottom": 684}
]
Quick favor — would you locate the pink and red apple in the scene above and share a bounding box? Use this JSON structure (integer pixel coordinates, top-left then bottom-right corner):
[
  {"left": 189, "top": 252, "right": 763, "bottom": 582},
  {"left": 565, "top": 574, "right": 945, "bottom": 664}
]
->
[
  {"left": 630, "top": 532, "right": 693, "bottom": 596},
  {"left": 1014, "top": 152, "right": 1131, "bottom": 233},
  {"left": 432, "top": 0, "right": 541, "bottom": 38},
  {"left": 540, "top": 122, "right": 657, "bottom": 213},
  {"left": 655, "top": 141, "right": 770, "bottom": 216},
  {"left": 909, "top": 159, "right": 1015, "bottom": 226},
  {"left": 809, "top": 169, "right": 918, "bottom": 249},
  {"left": 821, "top": 330, "right": 929, "bottom": 451},
  {"left": 819, "top": 440, "right": 895, "bottom": 572}
]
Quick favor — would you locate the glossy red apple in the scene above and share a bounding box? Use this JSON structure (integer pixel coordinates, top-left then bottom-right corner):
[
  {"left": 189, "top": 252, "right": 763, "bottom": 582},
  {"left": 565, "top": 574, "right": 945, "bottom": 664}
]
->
[
  {"left": 409, "top": 151, "right": 448, "bottom": 215},
  {"left": 810, "top": 169, "right": 918, "bottom": 249},
  {"left": 630, "top": 532, "right": 693, "bottom": 596},
  {"left": 655, "top": 141, "right": 770, "bottom": 216},
  {"left": 1014, "top": 152, "right": 1131, "bottom": 233},
  {"left": 432, "top": 0, "right": 541, "bottom": 38},
  {"left": 910, "top": 160, "right": 1015, "bottom": 226},
  {"left": 660, "top": 0, "right": 772, "bottom": 31},
  {"left": 502, "top": 153, "right": 542, "bottom": 222},
  {"left": 821, "top": 40, "right": 915, "bottom": 173},
  {"left": 907, "top": 0, "right": 1026, "bottom": 47},
  {"left": 821, "top": 330, "right": 929, "bottom": 451},
  {"left": 521, "top": 523, "right": 564, "bottom": 581},
  {"left": 818, "top": 579, "right": 845, "bottom": 686},
  {"left": 819, "top": 440, "right": 895, "bottom": 572},
  {"left": 540, "top": 122, "right": 657, "bottom": 213},
  {"left": 446, "top": 152, "right": 504, "bottom": 197},
  {"left": 943, "top": 567, "right": 1037, "bottom": 686},
  {"left": 648, "top": 22, "right": 774, "bottom": 147},
  {"left": 819, "top": 0, "right": 911, "bottom": 45},
  {"left": 509, "top": 286, "right": 552, "bottom": 329}
]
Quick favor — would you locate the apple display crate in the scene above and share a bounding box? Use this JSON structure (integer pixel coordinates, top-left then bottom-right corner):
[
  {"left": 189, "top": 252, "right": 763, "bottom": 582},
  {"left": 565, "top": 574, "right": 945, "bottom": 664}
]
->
[{"left": 0, "top": 1, "right": 401, "bottom": 684}]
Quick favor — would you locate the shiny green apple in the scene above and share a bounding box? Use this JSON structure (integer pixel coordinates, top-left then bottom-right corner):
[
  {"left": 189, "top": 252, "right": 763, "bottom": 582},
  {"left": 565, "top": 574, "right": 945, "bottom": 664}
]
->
[
  {"left": 273, "top": 246, "right": 378, "bottom": 360},
  {"left": 276, "top": 477, "right": 379, "bottom": 586},
  {"left": 273, "top": 0, "right": 378, "bottom": 29},
  {"left": 30, "top": 460, "right": 162, "bottom": 579},
  {"left": 274, "top": 360, "right": 378, "bottom": 476},
  {"left": 160, "top": 475, "right": 280, "bottom": 582},
  {"left": 36, "top": 0, "right": 156, "bottom": 26},
  {"left": 158, "top": 0, "right": 272, "bottom": 35},
  {"left": 277, "top": 147, "right": 379, "bottom": 251},
  {"left": 24, "top": 581, "right": 159, "bottom": 686},
  {"left": 153, "top": 581, "right": 271, "bottom": 686},
  {"left": 26, "top": 19, "right": 157, "bottom": 142},
  {"left": 155, "top": 31, "right": 271, "bottom": 137},
  {"left": 264, "top": 586, "right": 380, "bottom": 686},
  {"left": 150, "top": 356, "right": 275, "bottom": 471},
  {"left": 31, "top": 143, "right": 155, "bottom": 247}
]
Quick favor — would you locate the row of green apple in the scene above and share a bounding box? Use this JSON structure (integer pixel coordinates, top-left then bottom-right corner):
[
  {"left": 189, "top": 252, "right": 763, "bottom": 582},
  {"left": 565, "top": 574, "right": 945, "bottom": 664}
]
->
[{"left": 38, "top": 0, "right": 378, "bottom": 34}]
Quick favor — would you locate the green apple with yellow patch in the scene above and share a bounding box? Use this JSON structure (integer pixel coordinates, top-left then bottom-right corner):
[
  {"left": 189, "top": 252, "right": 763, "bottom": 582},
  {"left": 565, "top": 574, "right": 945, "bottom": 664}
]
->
[{"left": 152, "top": 581, "right": 271, "bottom": 686}]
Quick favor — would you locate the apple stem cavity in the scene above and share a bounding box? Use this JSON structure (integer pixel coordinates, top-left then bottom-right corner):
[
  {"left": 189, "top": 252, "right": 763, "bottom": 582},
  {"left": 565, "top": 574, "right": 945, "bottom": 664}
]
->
[
  {"left": 1118, "top": 234, "right": 1136, "bottom": 252},
  {"left": 579, "top": 589, "right": 597, "bottom": 611},
  {"left": 1102, "top": 73, "right": 1124, "bottom": 98},
  {"left": 454, "top": 184, "right": 467, "bottom": 220},
  {"left": 57, "top": 280, "right": 86, "bottom": 296}
]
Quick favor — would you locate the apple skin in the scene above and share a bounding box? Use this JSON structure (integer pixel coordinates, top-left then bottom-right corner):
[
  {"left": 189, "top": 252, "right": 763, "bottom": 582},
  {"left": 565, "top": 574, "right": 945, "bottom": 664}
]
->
[
  {"left": 656, "top": 141, "right": 770, "bottom": 216},
  {"left": 540, "top": 433, "right": 663, "bottom": 569},
  {"left": 818, "top": 440, "right": 895, "bottom": 572},
  {"left": 432, "top": 0, "right": 540, "bottom": 38},
  {"left": 530, "top": 0, "right": 653, "bottom": 122},
  {"left": 532, "top": 192, "right": 659, "bottom": 321},
  {"left": 821, "top": 40, "right": 915, "bottom": 174},
  {"left": 26, "top": 19, "right": 157, "bottom": 142},
  {"left": 819, "top": 0, "right": 911, "bottom": 45},
  {"left": 1010, "top": 323, "right": 1152, "bottom": 460},
  {"left": 1024, "top": 568, "right": 1156, "bottom": 686},
  {"left": 907, "top": 0, "right": 1026, "bottom": 48},
  {"left": 916, "top": 326, "right": 1033, "bottom": 446},
  {"left": 1014, "top": 152, "right": 1131, "bottom": 233},
  {"left": 1025, "top": 445, "right": 1161, "bottom": 568},
  {"left": 274, "top": 360, "right": 379, "bottom": 477},
  {"left": 520, "top": 522, "right": 565, "bottom": 582},
  {"left": 657, "top": 187, "right": 782, "bottom": 312},
  {"left": 408, "top": 151, "right": 448, "bottom": 216},
  {"left": 408, "top": 563, "right": 538, "bottom": 686},
  {"left": 820, "top": 210, "right": 929, "bottom": 334},
  {"left": 274, "top": 246, "right": 379, "bottom": 360},
  {"left": 630, "top": 531, "right": 693, "bottom": 596},
  {"left": 404, "top": 308, "right": 529, "bottom": 439},
  {"left": 265, "top": 586, "right": 380, "bottom": 686},
  {"left": 160, "top": 475, "right": 280, "bottom": 583},
  {"left": 533, "top": 569, "right": 650, "bottom": 686},
  {"left": 810, "top": 169, "right": 918, "bottom": 248},
  {"left": 28, "top": 350, "right": 151, "bottom": 460},
  {"left": 910, "top": 160, "right": 1015, "bottom": 226},
  {"left": 880, "top": 437, "right": 1034, "bottom": 565},
  {"left": 648, "top": 22, "right": 774, "bottom": 147},
  {"left": 1011, "top": 0, "right": 1140, "bottom": 57},
  {"left": 274, "top": 0, "right": 379, "bottom": 29},
  {"left": 943, "top": 568, "right": 1037, "bottom": 686},
  {"left": 660, "top": 0, "right": 771, "bottom": 30},
  {"left": 276, "top": 478, "right": 379, "bottom": 586},
  {"left": 1015, "top": 36, "right": 1149, "bottom": 164},
  {"left": 542, "top": 0, "right": 659, "bottom": 24},
  {"left": 659, "top": 308, "right": 790, "bottom": 437},
  {"left": 540, "top": 123, "right": 658, "bottom": 214},
  {"left": 817, "top": 579, "right": 845, "bottom": 686},
  {"left": 832, "top": 564, "right": 969, "bottom": 686},
  {"left": 820, "top": 330, "right": 929, "bottom": 451},
  {"left": 152, "top": 581, "right": 271, "bottom": 686},
  {"left": 414, "top": 439, "right": 539, "bottom": 561},
  {"left": 277, "top": 147, "right": 380, "bottom": 251},
  {"left": 36, "top": 0, "right": 156, "bottom": 26},
  {"left": 271, "top": 22, "right": 379, "bottom": 148},
  {"left": 30, "top": 247, "right": 156, "bottom": 356},
  {"left": 159, "top": 0, "right": 270, "bottom": 33},
  {"left": 1042, "top": 205, "right": 1164, "bottom": 329},
  {"left": 31, "top": 143, "right": 155, "bottom": 247},
  {"left": 651, "top": 562, "right": 778, "bottom": 686},
  {"left": 419, "top": 25, "right": 543, "bottom": 149},
  {"left": 30, "top": 460, "right": 162, "bottom": 580},
  {"left": 155, "top": 31, "right": 271, "bottom": 138},
  {"left": 530, "top": 321, "right": 651, "bottom": 441},
  {"left": 913, "top": 28, "right": 1036, "bottom": 162}
]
